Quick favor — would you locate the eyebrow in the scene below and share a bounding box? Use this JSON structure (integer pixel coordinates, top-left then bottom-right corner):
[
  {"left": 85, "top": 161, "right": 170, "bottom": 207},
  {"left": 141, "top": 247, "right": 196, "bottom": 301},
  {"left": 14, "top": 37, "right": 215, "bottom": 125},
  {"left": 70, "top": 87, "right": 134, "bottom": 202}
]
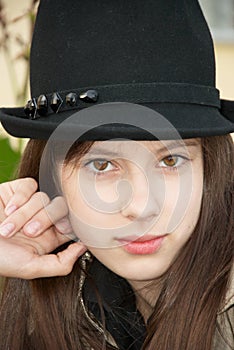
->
[
  {"left": 85, "top": 139, "right": 200, "bottom": 157},
  {"left": 155, "top": 139, "right": 200, "bottom": 154},
  {"left": 84, "top": 148, "right": 122, "bottom": 157}
]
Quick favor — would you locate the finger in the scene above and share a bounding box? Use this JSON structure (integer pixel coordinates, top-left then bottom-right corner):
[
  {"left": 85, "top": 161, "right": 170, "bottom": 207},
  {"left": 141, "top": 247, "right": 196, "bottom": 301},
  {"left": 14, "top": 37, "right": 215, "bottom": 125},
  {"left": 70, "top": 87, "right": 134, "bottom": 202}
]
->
[
  {"left": 4, "top": 178, "right": 38, "bottom": 215},
  {"left": 0, "top": 196, "right": 6, "bottom": 223},
  {"left": 0, "top": 178, "right": 37, "bottom": 208},
  {"left": 0, "top": 182, "right": 14, "bottom": 222},
  {"left": 13, "top": 226, "right": 74, "bottom": 256},
  {"left": 21, "top": 243, "right": 87, "bottom": 279},
  {"left": 55, "top": 216, "right": 73, "bottom": 234},
  {"left": 0, "top": 191, "right": 50, "bottom": 237},
  {"left": 0, "top": 181, "right": 14, "bottom": 207},
  {"left": 23, "top": 197, "right": 69, "bottom": 237}
]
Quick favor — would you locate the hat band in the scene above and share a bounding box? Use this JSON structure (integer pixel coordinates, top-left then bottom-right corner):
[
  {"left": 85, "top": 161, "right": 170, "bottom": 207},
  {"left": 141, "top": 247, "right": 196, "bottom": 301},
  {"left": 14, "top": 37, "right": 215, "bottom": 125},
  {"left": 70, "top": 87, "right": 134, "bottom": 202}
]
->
[{"left": 24, "top": 82, "right": 221, "bottom": 119}]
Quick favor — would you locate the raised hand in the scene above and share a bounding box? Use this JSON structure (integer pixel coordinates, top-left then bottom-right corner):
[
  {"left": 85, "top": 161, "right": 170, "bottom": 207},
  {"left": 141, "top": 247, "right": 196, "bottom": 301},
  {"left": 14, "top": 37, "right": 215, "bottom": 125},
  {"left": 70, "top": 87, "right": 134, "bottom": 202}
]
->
[
  {"left": 0, "top": 178, "right": 72, "bottom": 237},
  {"left": 0, "top": 178, "right": 87, "bottom": 278}
]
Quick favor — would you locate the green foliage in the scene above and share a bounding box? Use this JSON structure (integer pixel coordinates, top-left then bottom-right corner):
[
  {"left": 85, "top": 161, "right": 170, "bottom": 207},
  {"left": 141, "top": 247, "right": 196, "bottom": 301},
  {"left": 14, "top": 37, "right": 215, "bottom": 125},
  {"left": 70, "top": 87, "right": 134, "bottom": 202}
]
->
[{"left": 0, "top": 136, "right": 21, "bottom": 183}]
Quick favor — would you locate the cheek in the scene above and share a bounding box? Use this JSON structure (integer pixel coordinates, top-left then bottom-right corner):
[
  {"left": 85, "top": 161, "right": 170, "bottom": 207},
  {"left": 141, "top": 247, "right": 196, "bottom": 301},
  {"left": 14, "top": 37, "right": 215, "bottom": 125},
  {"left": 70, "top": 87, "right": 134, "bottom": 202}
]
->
[
  {"left": 62, "top": 175, "right": 126, "bottom": 247},
  {"left": 95, "top": 180, "right": 120, "bottom": 203},
  {"left": 64, "top": 183, "right": 117, "bottom": 228},
  {"left": 173, "top": 170, "right": 203, "bottom": 234},
  {"left": 180, "top": 176, "right": 203, "bottom": 233},
  {"left": 68, "top": 168, "right": 123, "bottom": 213},
  {"left": 160, "top": 166, "right": 203, "bottom": 234}
]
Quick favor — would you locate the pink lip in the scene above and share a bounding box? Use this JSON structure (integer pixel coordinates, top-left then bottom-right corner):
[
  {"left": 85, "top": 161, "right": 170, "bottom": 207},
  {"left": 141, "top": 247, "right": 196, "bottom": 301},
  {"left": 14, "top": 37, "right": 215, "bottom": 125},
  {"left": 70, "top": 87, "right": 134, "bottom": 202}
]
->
[{"left": 117, "top": 234, "right": 166, "bottom": 255}]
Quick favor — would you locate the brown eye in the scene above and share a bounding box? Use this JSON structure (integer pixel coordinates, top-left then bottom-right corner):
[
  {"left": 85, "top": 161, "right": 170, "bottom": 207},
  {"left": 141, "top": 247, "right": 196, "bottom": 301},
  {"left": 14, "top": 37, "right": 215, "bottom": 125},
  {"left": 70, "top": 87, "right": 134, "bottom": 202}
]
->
[
  {"left": 162, "top": 156, "right": 178, "bottom": 167},
  {"left": 93, "top": 160, "right": 110, "bottom": 171}
]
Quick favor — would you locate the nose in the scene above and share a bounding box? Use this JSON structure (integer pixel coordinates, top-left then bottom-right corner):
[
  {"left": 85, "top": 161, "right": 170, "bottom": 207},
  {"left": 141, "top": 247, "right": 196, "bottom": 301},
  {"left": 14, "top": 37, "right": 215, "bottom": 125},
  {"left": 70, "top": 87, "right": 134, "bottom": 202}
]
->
[{"left": 120, "top": 167, "right": 161, "bottom": 222}]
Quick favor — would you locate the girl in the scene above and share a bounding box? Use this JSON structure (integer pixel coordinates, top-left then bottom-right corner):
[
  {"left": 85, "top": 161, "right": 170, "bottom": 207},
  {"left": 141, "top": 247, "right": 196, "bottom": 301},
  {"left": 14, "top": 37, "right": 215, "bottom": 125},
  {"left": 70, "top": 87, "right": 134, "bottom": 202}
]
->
[{"left": 0, "top": 0, "right": 233, "bottom": 349}]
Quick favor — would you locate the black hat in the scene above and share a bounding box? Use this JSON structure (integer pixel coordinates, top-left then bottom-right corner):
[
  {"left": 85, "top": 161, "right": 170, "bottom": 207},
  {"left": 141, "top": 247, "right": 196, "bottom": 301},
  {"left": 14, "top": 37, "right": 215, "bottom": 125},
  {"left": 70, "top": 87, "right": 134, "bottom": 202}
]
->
[{"left": 0, "top": 0, "right": 233, "bottom": 140}]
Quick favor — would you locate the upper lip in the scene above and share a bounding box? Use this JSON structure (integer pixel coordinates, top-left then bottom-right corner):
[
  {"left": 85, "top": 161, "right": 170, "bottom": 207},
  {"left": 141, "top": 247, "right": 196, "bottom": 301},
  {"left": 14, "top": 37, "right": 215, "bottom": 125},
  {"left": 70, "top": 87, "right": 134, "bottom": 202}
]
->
[{"left": 116, "top": 234, "right": 166, "bottom": 243}]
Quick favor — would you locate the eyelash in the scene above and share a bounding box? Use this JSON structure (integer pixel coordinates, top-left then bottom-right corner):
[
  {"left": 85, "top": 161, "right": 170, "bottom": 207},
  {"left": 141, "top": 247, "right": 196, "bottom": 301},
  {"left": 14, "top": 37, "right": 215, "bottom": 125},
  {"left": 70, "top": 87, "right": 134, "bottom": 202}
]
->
[
  {"left": 83, "top": 154, "right": 189, "bottom": 177},
  {"left": 84, "top": 159, "right": 117, "bottom": 176},
  {"left": 158, "top": 155, "right": 189, "bottom": 172}
]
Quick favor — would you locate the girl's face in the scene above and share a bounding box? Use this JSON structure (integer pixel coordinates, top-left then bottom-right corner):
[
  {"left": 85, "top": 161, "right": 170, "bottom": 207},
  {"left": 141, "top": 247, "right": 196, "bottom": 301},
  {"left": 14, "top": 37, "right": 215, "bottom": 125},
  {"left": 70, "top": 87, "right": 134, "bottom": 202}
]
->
[{"left": 62, "top": 139, "right": 203, "bottom": 282}]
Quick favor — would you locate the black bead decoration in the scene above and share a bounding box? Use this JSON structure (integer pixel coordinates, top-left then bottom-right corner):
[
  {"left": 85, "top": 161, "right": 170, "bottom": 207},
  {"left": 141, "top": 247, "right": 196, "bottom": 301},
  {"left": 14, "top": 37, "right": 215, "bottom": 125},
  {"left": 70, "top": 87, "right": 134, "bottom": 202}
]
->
[
  {"left": 50, "top": 92, "right": 63, "bottom": 113},
  {"left": 79, "top": 89, "right": 98, "bottom": 103},
  {"left": 24, "top": 98, "right": 37, "bottom": 119},
  {"left": 66, "top": 92, "right": 77, "bottom": 106},
  {"left": 25, "top": 88, "right": 100, "bottom": 120},
  {"left": 37, "top": 94, "right": 48, "bottom": 116}
]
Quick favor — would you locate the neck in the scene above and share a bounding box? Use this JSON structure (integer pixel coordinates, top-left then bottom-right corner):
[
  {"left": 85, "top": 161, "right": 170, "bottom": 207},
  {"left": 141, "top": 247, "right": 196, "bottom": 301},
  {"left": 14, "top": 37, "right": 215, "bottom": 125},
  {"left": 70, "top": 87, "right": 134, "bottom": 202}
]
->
[{"left": 128, "top": 278, "right": 163, "bottom": 322}]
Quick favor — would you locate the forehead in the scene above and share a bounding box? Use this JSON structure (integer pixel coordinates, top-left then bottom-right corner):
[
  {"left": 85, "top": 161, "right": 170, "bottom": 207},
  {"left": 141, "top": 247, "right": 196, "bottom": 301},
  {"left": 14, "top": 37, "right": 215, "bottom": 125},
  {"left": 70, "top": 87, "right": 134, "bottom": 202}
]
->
[{"left": 87, "top": 139, "right": 201, "bottom": 156}]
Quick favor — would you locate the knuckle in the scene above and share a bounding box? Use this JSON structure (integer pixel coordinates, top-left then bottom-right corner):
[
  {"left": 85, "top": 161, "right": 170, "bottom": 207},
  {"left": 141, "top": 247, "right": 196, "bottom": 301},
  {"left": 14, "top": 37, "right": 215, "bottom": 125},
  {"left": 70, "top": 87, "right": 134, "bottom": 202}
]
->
[
  {"left": 15, "top": 178, "right": 38, "bottom": 200},
  {"left": 33, "top": 191, "right": 50, "bottom": 206},
  {"left": 53, "top": 195, "right": 66, "bottom": 204},
  {"left": 16, "top": 191, "right": 32, "bottom": 202},
  {"left": 24, "top": 177, "right": 38, "bottom": 192},
  {"left": 0, "top": 182, "right": 10, "bottom": 192},
  {"left": 15, "top": 209, "right": 31, "bottom": 223},
  {"left": 51, "top": 196, "right": 68, "bottom": 213}
]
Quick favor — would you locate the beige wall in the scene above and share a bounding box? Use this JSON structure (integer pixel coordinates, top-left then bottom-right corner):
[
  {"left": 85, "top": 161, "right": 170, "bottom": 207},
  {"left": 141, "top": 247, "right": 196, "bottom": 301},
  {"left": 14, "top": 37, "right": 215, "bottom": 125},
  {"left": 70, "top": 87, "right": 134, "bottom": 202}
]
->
[
  {"left": 215, "top": 44, "right": 234, "bottom": 100},
  {"left": 0, "top": 0, "right": 31, "bottom": 108},
  {"left": 0, "top": 0, "right": 31, "bottom": 140}
]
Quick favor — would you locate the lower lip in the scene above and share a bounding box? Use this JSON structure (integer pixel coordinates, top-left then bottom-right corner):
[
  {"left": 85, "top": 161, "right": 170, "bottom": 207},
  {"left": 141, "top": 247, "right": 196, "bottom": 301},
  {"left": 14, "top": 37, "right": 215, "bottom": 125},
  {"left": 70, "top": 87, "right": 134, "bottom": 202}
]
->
[{"left": 118, "top": 236, "right": 165, "bottom": 255}]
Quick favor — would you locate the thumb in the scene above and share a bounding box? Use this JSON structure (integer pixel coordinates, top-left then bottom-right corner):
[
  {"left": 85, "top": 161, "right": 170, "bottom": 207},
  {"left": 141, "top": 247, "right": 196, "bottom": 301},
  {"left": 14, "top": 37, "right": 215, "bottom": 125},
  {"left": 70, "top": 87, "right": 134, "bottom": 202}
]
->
[{"left": 22, "top": 243, "right": 87, "bottom": 279}]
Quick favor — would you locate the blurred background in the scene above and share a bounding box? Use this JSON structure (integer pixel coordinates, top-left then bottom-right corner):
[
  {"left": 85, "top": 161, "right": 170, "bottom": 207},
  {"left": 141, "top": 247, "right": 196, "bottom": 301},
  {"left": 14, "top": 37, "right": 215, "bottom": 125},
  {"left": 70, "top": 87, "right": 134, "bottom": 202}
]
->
[{"left": 0, "top": 0, "right": 233, "bottom": 183}]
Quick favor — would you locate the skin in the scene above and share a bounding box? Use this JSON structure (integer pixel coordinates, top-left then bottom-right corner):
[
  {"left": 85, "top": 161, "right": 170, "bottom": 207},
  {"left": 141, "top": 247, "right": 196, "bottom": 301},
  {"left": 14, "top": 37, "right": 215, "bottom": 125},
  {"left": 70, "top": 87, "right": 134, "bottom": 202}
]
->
[
  {"left": 61, "top": 139, "right": 204, "bottom": 311},
  {"left": 0, "top": 138, "right": 203, "bottom": 315},
  {"left": 0, "top": 179, "right": 87, "bottom": 278}
]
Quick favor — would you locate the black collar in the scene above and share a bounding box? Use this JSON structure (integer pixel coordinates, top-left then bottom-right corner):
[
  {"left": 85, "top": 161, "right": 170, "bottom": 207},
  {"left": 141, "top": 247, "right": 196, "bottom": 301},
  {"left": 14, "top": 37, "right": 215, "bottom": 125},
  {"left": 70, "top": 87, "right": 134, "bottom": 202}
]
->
[{"left": 83, "top": 258, "right": 146, "bottom": 350}]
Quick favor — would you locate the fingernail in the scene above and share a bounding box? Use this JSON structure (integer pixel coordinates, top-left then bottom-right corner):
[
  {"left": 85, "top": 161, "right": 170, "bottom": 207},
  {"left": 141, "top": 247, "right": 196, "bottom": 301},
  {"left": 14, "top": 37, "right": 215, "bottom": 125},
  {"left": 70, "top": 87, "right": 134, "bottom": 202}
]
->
[
  {"left": 25, "top": 221, "right": 41, "bottom": 235},
  {"left": 0, "top": 222, "right": 15, "bottom": 237},
  {"left": 5, "top": 204, "right": 17, "bottom": 216}
]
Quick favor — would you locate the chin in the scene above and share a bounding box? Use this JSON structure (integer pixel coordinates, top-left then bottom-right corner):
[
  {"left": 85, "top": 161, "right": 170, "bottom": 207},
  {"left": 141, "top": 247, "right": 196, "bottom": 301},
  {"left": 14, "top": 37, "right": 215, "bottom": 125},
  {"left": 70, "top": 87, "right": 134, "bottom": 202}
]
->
[{"left": 110, "top": 261, "right": 170, "bottom": 282}]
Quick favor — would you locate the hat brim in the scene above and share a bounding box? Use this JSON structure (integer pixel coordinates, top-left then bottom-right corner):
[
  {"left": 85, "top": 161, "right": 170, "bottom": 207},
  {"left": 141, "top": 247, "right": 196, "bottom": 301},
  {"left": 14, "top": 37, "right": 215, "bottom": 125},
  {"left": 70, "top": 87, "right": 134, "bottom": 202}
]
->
[{"left": 0, "top": 102, "right": 233, "bottom": 140}]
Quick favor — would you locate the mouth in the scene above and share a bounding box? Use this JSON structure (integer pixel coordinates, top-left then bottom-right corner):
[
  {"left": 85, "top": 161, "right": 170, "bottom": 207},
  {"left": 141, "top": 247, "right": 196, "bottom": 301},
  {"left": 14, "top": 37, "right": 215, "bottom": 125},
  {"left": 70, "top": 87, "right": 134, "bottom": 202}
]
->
[{"left": 116, "top": 234, "right": 167, "bottom": 255}]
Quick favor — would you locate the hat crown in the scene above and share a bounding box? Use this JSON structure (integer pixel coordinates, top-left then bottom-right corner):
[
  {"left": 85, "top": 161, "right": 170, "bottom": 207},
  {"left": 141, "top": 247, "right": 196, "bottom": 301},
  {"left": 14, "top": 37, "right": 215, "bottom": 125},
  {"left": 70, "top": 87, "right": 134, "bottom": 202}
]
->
[{"left": 30, "top": 0, "right": 215, "bottom": 96}]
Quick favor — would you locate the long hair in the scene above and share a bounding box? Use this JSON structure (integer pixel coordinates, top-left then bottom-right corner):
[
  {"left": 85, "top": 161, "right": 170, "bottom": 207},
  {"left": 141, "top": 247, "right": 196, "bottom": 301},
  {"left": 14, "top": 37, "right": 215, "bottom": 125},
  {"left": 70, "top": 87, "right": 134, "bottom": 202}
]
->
[
  {"left": 144, "top": 135, "right": 234, "bottom": 349},
  {"left": 0, "top": 135, "right": 233, "bottom": 350}
]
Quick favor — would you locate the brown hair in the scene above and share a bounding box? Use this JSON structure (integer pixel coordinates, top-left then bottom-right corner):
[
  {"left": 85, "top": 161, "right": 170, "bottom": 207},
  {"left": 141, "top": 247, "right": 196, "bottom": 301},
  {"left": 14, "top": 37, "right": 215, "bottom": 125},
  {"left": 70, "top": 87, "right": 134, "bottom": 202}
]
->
[{"left": 0, "top": 135, "right": 233, "bottom": 350}]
